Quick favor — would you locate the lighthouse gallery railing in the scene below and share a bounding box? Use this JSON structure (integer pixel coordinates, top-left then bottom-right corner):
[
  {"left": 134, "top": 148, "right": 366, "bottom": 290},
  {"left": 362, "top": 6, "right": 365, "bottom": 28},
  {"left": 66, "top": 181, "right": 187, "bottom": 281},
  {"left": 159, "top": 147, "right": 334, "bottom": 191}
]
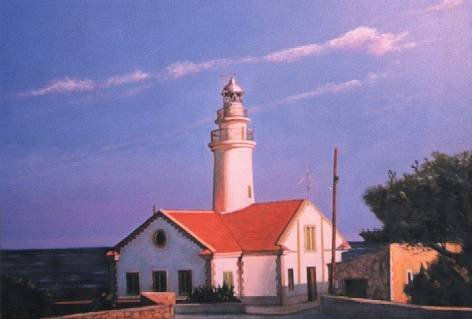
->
[{"left": 211, "top": 127, "right": 254, "bottom": 143}]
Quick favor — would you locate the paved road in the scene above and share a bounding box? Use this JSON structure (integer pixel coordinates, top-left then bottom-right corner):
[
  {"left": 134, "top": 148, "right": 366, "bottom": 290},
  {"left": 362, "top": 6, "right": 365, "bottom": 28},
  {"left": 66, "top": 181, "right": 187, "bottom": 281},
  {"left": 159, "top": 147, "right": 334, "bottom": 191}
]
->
[{"left": 176, "top": 307, "right": 342, "bottom": 319}]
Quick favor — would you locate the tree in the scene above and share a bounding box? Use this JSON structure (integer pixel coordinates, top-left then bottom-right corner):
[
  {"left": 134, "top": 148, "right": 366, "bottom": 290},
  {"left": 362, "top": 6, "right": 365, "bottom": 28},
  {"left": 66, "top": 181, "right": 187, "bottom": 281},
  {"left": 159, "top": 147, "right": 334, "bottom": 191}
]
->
[{"left": 361, "top": 151, "right": 472, "bottom": 306}]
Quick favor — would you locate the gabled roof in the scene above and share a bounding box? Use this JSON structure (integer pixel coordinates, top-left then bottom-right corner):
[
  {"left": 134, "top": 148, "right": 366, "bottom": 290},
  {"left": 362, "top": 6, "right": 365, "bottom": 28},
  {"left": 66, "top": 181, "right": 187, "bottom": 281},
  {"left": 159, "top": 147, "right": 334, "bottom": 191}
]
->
[
  {"left": 163, "top": 210, "right": 241, "bottom": 253},
  {"left": 221, "top": 200, "right": 305, "bottom": 252},
  {"left": 115, "top": 199, "right": 336, "bottom": 254}
]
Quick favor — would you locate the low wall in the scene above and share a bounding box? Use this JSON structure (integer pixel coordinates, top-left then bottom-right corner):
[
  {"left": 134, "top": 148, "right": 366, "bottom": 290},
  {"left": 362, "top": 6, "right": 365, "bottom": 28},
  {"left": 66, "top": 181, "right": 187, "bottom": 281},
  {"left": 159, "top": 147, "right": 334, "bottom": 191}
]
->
[
  {"left": 45, "top": 292, "right": 175, "bottom": 319},
  {"left": 43, "top": 305, "right": 173, "bottom": 319},
  {"left": 321, "top": 295, "right": 472, "bottom": 319},
  {"left": 175, "top": 303, "right": 245, "bottom": 314}
]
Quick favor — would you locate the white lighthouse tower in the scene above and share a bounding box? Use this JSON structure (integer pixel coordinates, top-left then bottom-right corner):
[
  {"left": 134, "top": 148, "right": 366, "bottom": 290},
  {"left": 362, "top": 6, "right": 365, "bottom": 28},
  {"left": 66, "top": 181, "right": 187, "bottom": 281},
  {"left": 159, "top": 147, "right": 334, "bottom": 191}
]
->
[{"left": 209, "top": 77, "right": 256, "bottom": 213}]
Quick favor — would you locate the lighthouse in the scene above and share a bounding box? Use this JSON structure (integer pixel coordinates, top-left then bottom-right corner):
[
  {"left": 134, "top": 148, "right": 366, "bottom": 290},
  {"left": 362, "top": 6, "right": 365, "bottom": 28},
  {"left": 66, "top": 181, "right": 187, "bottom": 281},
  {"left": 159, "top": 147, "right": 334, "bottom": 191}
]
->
[{"left": 209, "top": 77, "right": 256, "bottom": 213}]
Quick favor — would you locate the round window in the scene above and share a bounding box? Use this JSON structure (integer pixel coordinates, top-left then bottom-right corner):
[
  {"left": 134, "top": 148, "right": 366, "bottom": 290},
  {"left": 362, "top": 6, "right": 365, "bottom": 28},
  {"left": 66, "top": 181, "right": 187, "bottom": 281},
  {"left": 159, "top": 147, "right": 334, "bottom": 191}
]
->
[{"left": 154, "top": 229, "right": 167, "bottom": 248}]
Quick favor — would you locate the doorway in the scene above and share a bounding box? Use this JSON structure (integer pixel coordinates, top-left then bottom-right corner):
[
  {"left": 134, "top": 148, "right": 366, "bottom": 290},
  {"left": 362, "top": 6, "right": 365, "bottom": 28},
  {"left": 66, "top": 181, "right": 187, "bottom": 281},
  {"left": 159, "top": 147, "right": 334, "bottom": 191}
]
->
[
  {"left": 344, "top": 279, "right": 368, "bottom": 298},
  {"left": 307, "top": 267, "right": 317, "bottom": 301}
]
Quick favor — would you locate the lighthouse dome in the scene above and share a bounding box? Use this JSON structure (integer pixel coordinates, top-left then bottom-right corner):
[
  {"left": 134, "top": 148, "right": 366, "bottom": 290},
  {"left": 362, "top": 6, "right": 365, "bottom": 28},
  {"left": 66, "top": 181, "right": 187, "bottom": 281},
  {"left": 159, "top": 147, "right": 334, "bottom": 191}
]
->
[{"left": 222, "top": 77, "right": 244, "bottom": 95}]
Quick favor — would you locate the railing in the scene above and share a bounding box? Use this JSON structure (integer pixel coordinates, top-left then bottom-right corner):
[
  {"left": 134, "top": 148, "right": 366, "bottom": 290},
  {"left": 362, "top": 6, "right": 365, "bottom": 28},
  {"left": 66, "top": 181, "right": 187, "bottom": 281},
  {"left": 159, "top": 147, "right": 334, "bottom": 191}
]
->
[
  {"left": 216, "top": 107, "right": 248, "bottom": 122},
  {"left": 211, "top": 127, "right": 254, "bottom": 143}
]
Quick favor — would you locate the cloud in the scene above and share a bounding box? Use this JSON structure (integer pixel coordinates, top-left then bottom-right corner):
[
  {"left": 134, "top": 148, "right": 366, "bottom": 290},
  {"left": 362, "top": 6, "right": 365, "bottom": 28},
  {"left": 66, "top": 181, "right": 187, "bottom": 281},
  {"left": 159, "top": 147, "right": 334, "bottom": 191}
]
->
[
  {"left": 20, "top": 26, "right": 412, "bottom": 98},
  {"left": 104, "top": 70, "right": 150, "bottom": 87},
  {"left": 263, "top": 44, "right": 323, "bottom": 63},
  {"left": 326, "top": 27, "right": 414, "bottom": 56},
  {"left": 262, "top": 26, "right": 414, "bottom": 63},
  {"left": 277, "top": 72, "right": 387, "bottom": 104},
  {"left": 23, "top": 77, "right": 96, "bottom": 97},
  {"left": 280, "top": 79, "right": 363, "bottom": 103},
  {"left": 161, "top": 27, "right": 413, "bottom": 79},
  {"left": 425, "top": 0, "right": 463, "bottom": 12},
  {"left": 166, "top": 58, "right": 235, "bottom": 78}
]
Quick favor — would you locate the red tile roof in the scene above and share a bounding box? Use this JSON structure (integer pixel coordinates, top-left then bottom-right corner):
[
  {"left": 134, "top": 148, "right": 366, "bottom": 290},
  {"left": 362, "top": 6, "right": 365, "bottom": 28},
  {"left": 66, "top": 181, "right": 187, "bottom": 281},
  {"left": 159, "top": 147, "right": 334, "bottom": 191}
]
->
[
  {"left": 221, "top": 200, "right": 305, "bottom": 252},
  {"left": 163, "top": 210, "right": 241, "bottom": 253},
  {"left": 115, "top": 200, "right": 307, "bottom": 254},
  {"left": 164, "top": 199, "right": 304, "bottom": 253}
]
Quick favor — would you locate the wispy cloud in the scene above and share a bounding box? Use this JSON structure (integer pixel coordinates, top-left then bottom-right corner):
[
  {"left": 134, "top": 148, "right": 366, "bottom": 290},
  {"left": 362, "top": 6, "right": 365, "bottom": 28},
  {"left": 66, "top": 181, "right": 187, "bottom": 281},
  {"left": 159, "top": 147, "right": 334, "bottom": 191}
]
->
[
  {"left": 104, "top": 70, "right": 151, "bottom": 87},
  {"left": 167, "top": 27, "right": 413, "bottom": 73},
  {"left": 280, "top": 80, "right": 363, "bottom": 103},
  {"left": 20, "top": 70, "right": 152, "bottom": 98},
  {"left": 165, "top": 58, "right": 236, "bottom": 79},
  {"left": 20, "top": 26, "right": 412, "bottom": 98},
  {"left": 425, "top": 0, "right": 463, "bottom": 12},
  {"left": 277, "top": 72, "right": 387, "bottom": 105},
  {"left": 325, "top": 27, "right": 414, "bottom": 56},
  {"left": 263, "top": 44, "right": 323, "bottom": 63},
  {"left": 22, "top": 77, "right": 96, "bottom": 97}
]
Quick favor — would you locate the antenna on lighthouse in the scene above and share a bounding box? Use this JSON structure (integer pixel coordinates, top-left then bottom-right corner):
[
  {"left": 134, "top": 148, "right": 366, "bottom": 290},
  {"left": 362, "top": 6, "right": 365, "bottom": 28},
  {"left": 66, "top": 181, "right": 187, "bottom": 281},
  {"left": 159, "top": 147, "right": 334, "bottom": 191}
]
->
[{"left": 297, "top": 166, "right": 314, "bottom": 199}]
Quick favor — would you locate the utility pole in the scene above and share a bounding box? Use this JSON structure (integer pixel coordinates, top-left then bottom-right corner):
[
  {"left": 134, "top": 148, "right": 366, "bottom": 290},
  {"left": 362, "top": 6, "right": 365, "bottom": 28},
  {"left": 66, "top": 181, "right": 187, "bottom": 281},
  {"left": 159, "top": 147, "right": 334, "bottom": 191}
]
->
[{"left": 329, "top": 147, "right": 339, "bottom": 294}]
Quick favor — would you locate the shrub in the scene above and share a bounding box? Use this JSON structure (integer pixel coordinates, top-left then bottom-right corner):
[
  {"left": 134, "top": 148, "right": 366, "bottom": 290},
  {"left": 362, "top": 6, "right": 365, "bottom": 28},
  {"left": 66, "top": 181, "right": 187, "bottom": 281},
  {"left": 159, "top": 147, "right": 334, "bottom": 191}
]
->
[
  {"left": 404, "top": 257, "right": 472, "bottom": 306},
  {"left": 1, "top": 275, "right": 54, "bottom": 319},
  {"left": 187, "top": 284, "right": 239, "bottom": 303},
  {"left": 91, "top": 290, "right": 114, "bottom": 311}
]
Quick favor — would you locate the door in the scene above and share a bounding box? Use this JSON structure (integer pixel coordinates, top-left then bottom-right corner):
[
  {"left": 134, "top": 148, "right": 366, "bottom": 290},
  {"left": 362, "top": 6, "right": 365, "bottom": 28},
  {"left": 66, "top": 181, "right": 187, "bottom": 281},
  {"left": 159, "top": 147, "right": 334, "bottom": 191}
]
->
[
  {"left": 307, "top": 267, "right": 317, "bottom": 301},
  {"left": 344, "top": 279, "right": 367, "bottom": 298}
]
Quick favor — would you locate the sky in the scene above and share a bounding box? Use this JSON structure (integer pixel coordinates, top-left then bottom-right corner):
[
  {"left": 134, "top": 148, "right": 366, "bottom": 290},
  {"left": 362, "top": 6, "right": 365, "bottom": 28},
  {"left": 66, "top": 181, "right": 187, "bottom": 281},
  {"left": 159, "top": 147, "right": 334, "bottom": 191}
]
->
[{"left": 1, "top": 0, "right": 471, "bottom": 249}]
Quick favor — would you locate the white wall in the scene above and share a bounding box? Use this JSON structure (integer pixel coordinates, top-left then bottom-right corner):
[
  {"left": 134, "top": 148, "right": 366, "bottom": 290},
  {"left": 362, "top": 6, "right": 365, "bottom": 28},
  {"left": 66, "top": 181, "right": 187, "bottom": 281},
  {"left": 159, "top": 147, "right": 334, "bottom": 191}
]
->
[
  {"left": 116, "top": 216, "right": 207, "bottom": 296},
  {"left": 212, "top": 145, "right": 255, "bottom": 213},
  {"left": 280, "top": 202, "right": 345, "bottom": 296},
  {"left": 212, "top": 256, "right": 240, "bottom": 295},
  {"left": 242, "top": 255, "right": 278, "bottom": 296}
]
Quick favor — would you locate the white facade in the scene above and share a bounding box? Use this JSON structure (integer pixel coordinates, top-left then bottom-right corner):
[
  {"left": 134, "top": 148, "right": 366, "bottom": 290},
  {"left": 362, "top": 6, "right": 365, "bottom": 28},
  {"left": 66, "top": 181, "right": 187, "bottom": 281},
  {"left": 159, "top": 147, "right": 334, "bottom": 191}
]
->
[
  {"left": 113, "top": 77, "right": 349, "bottom": 305},
  {"left": 241, "top": 254, "right": 279, "bottom": 304},
  {"left": 236, "top": 201, "right": 346, "bottom": 305},
  {"left": 209, "top": 77, "right": 256, "bottom": 213},
  {"left": 212, "top": 255, "right": 240, "bottom": 294},
  {"left": 277, "top": 201, "right": 345, "bottom": 304},
  {"left": 116, "top": 216, "right": 207, "bottom": 297}
]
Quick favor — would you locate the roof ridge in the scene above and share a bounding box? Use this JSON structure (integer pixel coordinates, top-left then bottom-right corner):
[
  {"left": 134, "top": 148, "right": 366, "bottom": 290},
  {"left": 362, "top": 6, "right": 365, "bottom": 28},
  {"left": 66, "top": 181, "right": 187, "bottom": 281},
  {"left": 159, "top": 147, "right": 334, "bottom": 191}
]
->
[
  {"left": 252, "top": 198, "right": 305, "bottom": 205},
  {"left": 215, "top": 213, "right": 243, "bottom": 251},
  {"left": 161, "top": 209, "right": 214, "bottom": 213}
]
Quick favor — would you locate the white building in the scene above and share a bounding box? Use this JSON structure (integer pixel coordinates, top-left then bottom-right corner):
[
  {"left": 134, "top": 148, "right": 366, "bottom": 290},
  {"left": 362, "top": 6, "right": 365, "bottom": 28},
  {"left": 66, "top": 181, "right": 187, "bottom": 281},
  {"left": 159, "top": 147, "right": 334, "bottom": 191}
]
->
[{"left": 111, "top": 77, "right": 349, "bottom": 305}]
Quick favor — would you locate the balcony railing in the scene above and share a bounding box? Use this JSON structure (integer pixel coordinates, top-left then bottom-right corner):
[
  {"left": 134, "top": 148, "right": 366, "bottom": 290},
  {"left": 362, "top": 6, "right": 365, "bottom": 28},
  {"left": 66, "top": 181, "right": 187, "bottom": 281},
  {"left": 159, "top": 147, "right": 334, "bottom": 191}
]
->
[
  {"left": 211, "top": 127, "right": 254, "bottom": 143},
  {"left": 216, "top": 107, "right": 248, "bottom": 122}
]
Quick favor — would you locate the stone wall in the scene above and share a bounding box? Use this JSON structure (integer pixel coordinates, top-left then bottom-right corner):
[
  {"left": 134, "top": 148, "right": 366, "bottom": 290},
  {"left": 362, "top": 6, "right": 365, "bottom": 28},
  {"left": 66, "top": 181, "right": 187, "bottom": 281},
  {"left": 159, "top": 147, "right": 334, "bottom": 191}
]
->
[
  {"left": 45, "top": 292, "right": 175, "bottom": 319},
  {"left": 333, "top": 246, "right": 390, "bottom": 300},
  {"left": 321, "top": 295, "right": 472, "bottom": 319},
  {"left": 43, "top": 305, "right": 173, "bottom": 319}
]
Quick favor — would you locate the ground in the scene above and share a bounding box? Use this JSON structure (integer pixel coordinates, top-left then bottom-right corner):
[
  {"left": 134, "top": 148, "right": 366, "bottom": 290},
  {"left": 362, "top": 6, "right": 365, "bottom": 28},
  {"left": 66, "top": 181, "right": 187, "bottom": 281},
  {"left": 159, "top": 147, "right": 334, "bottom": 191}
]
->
[{"left": 176, "top": 307, "right": 345, "bottom": 319}]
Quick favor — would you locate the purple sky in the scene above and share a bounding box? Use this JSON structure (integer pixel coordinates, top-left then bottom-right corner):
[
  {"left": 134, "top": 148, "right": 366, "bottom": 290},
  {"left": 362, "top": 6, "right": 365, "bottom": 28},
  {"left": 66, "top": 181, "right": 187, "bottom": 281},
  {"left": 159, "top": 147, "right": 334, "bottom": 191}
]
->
[{"left": 1, "top": 0, "right": 471, "bottom": 249}]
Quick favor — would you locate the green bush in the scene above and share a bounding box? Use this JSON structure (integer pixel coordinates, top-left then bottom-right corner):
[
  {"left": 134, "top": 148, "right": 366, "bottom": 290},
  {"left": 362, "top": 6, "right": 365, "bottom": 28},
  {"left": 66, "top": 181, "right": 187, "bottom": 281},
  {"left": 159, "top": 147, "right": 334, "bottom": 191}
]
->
[
  {"left": 187, "top": 284, "right": 239, "bottom": 303},
  {"left": 404, "top": 257, "right": 472, "bottom": 306},
  {"left": 1, "top": 275, "right": 54, "bottom": 319},
  {"left": 91, "top": 290, "right": 115, "bottom": 311}
]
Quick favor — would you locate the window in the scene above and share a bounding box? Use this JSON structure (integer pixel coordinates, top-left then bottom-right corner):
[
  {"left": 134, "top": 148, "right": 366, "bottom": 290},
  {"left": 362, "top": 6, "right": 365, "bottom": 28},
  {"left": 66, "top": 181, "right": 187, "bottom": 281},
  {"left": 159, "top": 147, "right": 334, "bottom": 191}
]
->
[
  {"left": 406, "top": 269, "right": 413, "bottom": 284},
  {"left": 153, "top": 271, "right": 167, "bottom": 292},
  {"left": 248, "top": 185, "right": 252, "bottom": 198},
  {"left": 288, "top": 269, "right": 294, "bottom": 291},
  {"left": 178, "top": 270, "right": 192, "bottom": 296},
  {"left": 304, "top": 226, "right": 316, "bottom": 251},
  {"left": 154, "top": 229, "right": 167, "bottom": 248},
  {"left": 126, "top": 272, "right": 140, "bottom": 295},
  {"left": 223, "top": 271, "right": 234, "bottom": 288}
]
